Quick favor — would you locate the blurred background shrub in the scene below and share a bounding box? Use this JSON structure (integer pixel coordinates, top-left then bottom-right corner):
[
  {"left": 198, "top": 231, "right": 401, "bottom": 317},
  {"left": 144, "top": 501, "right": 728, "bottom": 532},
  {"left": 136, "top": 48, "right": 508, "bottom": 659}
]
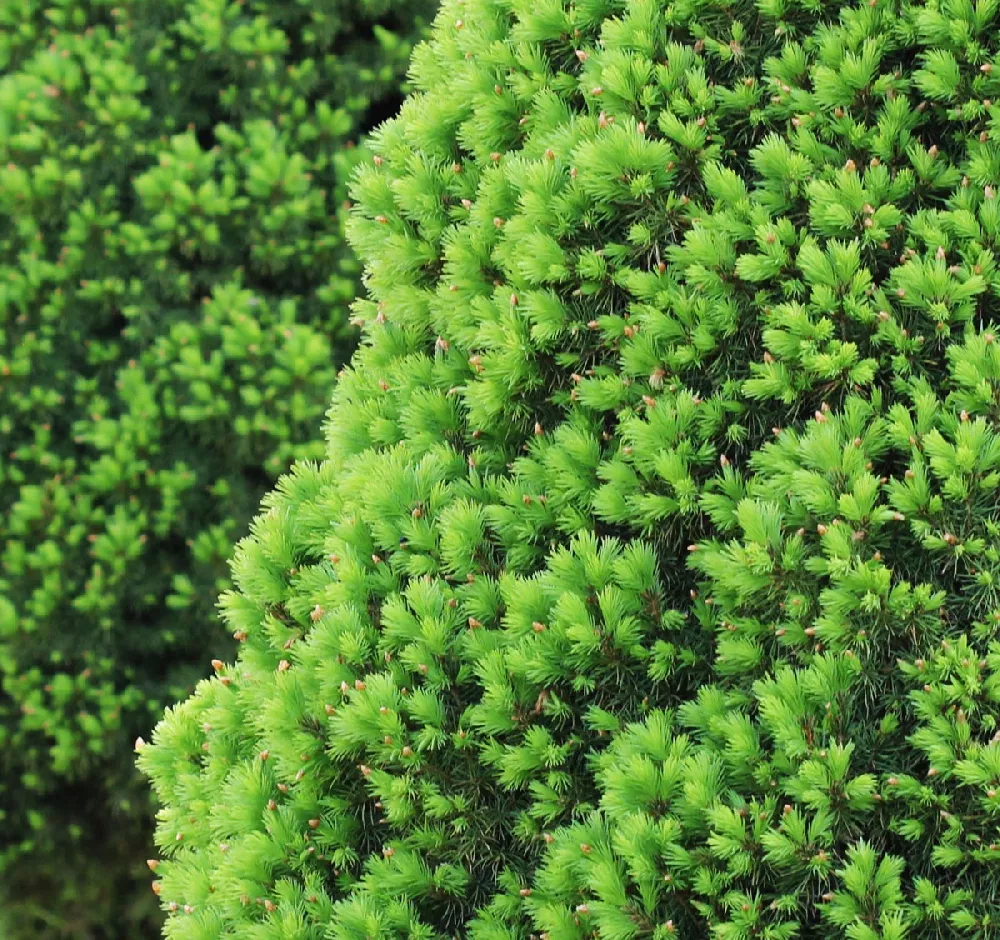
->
[{"left": 0, "top": 0, "right": 429, "bottom": 934}]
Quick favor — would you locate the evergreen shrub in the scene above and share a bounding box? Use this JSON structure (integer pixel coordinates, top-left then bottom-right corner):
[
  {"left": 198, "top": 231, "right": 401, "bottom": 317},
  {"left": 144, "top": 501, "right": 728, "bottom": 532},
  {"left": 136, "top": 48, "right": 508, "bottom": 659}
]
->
[
  {"left": 0, "top": 0, "right": 429, "bottom": 934},
  {"left": 141, "top": 0, "right": 1000, "bottom": 935}
]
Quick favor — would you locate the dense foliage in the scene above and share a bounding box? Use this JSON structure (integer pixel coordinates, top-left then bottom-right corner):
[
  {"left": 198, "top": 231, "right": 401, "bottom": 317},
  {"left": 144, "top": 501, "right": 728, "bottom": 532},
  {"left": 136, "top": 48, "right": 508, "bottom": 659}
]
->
[
  {"left": 142, "top": 0, "right": 1000, "bottom": 935},
  {"left": 0, "top": 0, "right": 429, "bottom": 935}
]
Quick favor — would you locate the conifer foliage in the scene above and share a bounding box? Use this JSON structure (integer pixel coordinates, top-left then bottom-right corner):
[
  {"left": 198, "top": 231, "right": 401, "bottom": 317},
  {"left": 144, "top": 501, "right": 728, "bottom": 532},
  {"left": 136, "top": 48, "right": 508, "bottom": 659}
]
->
[
  {"left": 143, "top": 0, "right": 1000, "bottom": 935},
  {"left": 0, "top": 0, "right": 429, "bottom": 934}
]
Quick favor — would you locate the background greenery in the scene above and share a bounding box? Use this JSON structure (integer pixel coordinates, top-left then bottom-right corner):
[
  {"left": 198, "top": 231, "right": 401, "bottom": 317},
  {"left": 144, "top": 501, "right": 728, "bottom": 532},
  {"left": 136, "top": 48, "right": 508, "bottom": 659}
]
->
[{"left": 0, "top": 0, "right": 429, "bottom": 935}]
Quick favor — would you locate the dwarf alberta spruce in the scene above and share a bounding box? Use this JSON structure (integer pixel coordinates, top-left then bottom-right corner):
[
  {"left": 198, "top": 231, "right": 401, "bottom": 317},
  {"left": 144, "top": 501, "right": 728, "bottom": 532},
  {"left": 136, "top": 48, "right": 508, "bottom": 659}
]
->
[
  {"left": 142, "top": 0, "right": 1000, "bottom": 935},
  {"left": 0, "top": 0, "right": 430, "bottom": 935}
]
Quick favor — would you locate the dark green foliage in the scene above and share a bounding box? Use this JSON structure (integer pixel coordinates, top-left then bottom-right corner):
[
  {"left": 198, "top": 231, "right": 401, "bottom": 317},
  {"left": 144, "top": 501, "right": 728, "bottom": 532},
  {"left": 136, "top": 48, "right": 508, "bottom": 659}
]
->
[
  {"left": 141, "top": 0, "right": 1000, "bottom": 935},
  {"left": 0, "top": 0, "right": 430, "bottom": 935}
]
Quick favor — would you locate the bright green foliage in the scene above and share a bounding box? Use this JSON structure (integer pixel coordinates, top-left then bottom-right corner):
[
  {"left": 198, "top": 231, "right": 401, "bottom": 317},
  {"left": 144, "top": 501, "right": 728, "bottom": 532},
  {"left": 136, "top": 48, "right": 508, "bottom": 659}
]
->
[
  {"left": 142, "top": 0, "right": 1000, "bottom": 935},
  {"left": 0, "top": 1, "right": 430, "bottom": 935}
]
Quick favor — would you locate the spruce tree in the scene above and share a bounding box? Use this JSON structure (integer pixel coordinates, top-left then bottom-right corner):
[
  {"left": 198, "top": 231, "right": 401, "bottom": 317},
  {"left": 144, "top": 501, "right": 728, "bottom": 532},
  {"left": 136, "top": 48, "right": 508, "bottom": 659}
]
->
[{"left": 142, "top": 0, "right": 1000, "bottom": 935}]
